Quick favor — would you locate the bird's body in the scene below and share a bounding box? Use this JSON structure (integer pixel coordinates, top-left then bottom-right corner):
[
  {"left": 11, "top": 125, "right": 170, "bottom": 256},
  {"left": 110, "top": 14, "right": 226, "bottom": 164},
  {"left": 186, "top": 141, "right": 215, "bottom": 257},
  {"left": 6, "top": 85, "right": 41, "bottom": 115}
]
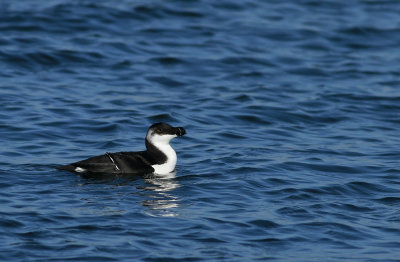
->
[{"left": 57, "top": 123, "right": 186, "bottom": 175}]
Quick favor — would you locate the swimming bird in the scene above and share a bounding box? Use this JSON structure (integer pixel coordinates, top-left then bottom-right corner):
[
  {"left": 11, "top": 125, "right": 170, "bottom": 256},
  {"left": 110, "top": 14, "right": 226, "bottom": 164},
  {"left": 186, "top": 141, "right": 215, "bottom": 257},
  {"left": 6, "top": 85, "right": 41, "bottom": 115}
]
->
[{"left": 57, "top": 123, "right": 186, "bottom": 175}]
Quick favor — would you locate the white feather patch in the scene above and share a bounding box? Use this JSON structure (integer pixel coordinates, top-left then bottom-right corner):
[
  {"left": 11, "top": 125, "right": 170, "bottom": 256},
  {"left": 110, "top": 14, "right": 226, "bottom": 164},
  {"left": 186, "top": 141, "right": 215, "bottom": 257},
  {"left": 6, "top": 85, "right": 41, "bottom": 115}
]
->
[
  {"left": 74, "top": 167, "right": 87, "bottom": 173},
  {"left": 147, "top": 132, "right": 178, "bottom": 175}
]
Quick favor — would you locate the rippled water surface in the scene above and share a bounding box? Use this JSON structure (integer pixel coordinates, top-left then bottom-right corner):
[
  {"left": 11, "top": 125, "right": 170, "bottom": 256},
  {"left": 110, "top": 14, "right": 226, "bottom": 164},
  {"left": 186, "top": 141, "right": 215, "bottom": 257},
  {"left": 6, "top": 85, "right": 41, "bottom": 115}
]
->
[{"left": 1, "top": 0, "right": 400, "bottom": 261}]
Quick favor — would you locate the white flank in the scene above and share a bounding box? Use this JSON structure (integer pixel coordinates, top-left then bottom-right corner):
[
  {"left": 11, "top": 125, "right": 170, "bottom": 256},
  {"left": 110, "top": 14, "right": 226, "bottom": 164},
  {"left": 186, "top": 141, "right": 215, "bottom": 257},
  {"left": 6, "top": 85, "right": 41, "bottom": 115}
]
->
[{"left": 74, "top": 167, "right": 87, "bottom": 173}]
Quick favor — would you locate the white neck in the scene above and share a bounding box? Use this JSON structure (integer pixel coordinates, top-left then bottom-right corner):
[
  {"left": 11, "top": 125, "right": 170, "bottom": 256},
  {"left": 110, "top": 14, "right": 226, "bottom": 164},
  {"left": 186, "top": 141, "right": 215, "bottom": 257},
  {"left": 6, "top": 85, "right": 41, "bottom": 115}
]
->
[{"left": 147, "top": 133, "right": 178, "bottom": 174}]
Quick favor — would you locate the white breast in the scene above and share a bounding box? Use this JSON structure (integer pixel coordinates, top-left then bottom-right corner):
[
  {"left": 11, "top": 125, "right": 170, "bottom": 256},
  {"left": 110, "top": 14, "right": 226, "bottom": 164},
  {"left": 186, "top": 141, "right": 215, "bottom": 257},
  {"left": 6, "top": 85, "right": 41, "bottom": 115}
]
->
[
  {"left": 148, "top": 133, "right": 178, "bottom": 174},
  {"left": 151, "top": 143, "right": 177, "bottom": 174}
]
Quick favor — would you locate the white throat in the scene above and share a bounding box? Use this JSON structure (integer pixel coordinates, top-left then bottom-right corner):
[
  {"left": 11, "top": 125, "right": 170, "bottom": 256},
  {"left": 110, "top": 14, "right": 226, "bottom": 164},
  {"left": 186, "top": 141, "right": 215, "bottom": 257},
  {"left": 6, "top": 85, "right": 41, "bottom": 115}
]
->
[{"left": 147, "top": 133, "right": 178, "bottom": 175}]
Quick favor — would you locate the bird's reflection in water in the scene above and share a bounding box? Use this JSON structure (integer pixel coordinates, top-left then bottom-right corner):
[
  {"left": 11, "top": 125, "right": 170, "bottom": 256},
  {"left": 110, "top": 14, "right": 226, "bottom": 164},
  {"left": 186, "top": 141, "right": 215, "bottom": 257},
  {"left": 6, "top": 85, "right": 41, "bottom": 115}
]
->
[
  {"left": 77, "top": 171, "right": 181, "bottom": 217},
  {"left": 139, "top": 171, "right": 180, "bottom": 217}
]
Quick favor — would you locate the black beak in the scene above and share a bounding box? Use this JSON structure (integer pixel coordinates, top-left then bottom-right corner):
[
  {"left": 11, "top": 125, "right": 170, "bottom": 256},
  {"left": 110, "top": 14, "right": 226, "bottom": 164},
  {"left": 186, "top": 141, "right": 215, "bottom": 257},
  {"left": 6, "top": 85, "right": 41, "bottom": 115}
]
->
[{"left": 176, "top": 127, "right": 186, "bottom": 137}]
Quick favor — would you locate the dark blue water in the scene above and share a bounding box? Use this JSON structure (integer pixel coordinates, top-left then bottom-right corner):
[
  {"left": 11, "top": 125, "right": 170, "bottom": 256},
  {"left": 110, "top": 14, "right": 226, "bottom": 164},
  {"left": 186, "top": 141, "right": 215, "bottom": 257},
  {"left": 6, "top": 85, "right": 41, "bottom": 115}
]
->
[{"left": 1, "top": 0, "right": 400, "bottom": 261}]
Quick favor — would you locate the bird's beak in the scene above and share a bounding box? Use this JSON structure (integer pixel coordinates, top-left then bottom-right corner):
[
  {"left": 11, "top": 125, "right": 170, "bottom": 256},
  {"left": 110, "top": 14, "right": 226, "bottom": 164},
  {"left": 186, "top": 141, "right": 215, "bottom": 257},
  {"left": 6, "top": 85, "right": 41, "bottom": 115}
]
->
[{"left": 176, "top": 127, "right": 186, "bottom": 137}]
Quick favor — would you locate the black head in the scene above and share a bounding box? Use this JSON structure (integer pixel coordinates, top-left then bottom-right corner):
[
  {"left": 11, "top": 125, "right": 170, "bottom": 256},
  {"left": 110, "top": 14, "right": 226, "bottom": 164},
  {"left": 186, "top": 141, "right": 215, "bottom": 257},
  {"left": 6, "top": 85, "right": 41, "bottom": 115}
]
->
[{"left": 147, "top": 123, "right": 186, "bottom": 142}]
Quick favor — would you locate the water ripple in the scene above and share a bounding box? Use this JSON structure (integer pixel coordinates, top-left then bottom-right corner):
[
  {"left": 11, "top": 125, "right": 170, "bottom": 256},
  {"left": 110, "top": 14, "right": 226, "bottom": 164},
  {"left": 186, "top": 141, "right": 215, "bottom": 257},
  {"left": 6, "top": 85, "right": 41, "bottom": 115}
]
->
[{"left": 1, "top": 0, "right": 400, "bottom": 261}]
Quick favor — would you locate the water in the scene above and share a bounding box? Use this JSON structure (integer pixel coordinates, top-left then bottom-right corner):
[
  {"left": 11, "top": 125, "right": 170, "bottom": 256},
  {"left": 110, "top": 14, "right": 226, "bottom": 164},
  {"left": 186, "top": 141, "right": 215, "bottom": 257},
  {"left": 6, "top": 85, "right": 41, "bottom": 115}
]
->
[{"left": 1, "top": 0, "right": 400, "bottom": 261}]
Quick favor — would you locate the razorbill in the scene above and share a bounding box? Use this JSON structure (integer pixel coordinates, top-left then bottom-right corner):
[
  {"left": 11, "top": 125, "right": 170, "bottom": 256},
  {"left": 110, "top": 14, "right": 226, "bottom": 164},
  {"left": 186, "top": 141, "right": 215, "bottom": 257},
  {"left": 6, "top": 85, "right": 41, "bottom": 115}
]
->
[{"left": 57, "top": 123, "right": 186, "bottom": 175}]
